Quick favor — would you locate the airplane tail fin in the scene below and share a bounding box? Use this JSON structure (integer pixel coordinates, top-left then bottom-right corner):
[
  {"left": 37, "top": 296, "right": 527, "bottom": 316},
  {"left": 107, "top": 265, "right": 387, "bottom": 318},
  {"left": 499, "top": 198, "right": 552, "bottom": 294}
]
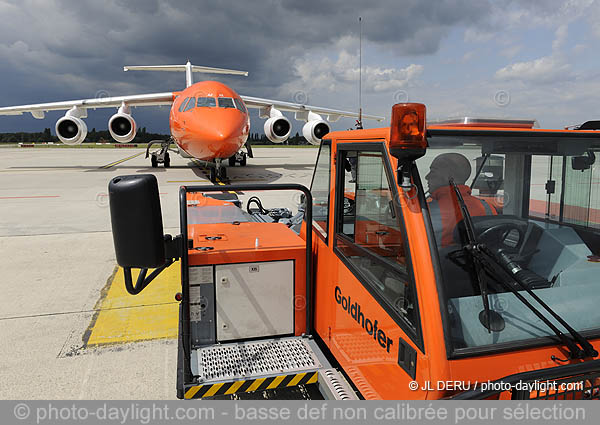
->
[{"left": 123, "top": 61, "right": 248, "bottom": 88}]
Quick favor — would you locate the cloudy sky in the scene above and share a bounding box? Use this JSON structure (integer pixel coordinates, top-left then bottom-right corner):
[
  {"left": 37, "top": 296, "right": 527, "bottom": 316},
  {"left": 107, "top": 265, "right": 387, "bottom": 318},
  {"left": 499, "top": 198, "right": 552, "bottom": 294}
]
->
[{"left": 1, "top": 0, "right": 599, "bottom": 135}]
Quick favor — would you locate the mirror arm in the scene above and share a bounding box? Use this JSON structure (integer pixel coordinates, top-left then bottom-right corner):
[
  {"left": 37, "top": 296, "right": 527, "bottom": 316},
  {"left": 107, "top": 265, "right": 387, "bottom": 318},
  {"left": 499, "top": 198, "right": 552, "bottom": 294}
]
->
[
  {"left": 397, "top": 160, "right": 414, "bottom": 192},
  {"left": 123, "top": 234, "right": 183, "bottom": 295}
]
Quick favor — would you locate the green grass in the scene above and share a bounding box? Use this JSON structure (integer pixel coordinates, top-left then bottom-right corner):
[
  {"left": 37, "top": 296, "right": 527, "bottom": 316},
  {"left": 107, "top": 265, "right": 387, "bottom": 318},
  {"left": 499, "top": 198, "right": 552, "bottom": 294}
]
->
[{"left": 0, "top": 143, "right": 143, "bottom": 149}]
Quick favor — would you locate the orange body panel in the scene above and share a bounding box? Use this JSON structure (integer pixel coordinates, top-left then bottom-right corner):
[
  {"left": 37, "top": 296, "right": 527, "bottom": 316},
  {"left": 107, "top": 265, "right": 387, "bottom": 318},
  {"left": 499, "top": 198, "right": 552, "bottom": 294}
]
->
[
  {"left": 312, "top": 132, "right": 435, "bottom": 399},
  {"left": 187, "top": 219, "right": 307, "bottom": 337},
  {"left": 169, "top": 81, "right": 249, "bottom": 161}
]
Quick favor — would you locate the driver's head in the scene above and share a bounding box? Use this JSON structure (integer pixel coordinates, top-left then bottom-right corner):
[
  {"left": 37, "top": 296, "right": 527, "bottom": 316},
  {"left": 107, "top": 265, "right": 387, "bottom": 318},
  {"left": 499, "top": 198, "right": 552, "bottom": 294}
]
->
[{"left": 425, "top": 153, "right": 471, "bottom": 193}]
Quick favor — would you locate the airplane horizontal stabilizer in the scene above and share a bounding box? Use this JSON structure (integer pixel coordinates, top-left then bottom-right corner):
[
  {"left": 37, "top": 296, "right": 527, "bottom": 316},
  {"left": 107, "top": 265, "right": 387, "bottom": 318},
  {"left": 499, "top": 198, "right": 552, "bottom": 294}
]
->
[{"left": 124, "top": 61, "right": 247, "bottom": 87}]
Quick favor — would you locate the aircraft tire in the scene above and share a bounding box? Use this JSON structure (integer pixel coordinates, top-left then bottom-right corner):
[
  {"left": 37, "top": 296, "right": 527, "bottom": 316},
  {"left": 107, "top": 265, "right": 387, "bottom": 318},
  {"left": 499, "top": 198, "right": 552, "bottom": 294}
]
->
[
  {"left": 228, "top": 156, "right": 236, "bottom": 167},
  {"left": 240, "top": 155, "right": 247, "bottom": 166},
  {"left": 164, "top": 152, "right": 171, "bottom": 168},
  {"left": 219, "top": 166, "right": 227, "bottom": 180},
  {"left": 210, "top": 167, "right": 216, "bottom": 182},
  {"left": 151, "top": 155, "right": 158, "bottom": 168}
]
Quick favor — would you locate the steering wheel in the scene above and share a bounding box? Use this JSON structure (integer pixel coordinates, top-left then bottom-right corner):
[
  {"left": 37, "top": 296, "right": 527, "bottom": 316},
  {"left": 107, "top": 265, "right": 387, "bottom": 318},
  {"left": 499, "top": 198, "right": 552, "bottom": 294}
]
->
[
  {"left": 453, "top": 215, "right": 538, "bottom": 258},
  {"left": 478, "top": 223, "right": 525, "bottom": 254}
]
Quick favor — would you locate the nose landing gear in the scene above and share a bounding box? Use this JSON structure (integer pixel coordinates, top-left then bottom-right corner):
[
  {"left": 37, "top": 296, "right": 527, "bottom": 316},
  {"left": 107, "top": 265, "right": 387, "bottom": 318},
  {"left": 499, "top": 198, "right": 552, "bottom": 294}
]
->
[
  {"left": 209, "top": 162, "right": 227, "bottom": 183},
  {"left": 146, "top": 140, "right": 173, "bottom": 168}
]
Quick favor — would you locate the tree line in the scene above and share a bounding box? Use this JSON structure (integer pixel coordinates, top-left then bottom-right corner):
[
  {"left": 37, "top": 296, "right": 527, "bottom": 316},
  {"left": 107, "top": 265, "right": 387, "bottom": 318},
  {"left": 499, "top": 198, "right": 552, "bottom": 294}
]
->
[{"left": 0, "top": 128, "right": 310, "bottom": 145}]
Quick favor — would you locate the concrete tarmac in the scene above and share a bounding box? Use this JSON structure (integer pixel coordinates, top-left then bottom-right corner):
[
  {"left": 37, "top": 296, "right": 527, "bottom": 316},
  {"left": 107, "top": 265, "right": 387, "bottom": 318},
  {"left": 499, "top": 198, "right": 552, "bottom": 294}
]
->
[{"left": 0, "top": 147, "right": 317, "bottom": 399}]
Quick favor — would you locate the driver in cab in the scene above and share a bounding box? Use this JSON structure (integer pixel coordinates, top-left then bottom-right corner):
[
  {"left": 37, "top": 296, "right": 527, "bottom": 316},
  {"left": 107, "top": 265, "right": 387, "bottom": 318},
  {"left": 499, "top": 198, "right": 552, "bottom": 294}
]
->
[{"left": 426, "top": 153, "right": 497, "bottom": 247}]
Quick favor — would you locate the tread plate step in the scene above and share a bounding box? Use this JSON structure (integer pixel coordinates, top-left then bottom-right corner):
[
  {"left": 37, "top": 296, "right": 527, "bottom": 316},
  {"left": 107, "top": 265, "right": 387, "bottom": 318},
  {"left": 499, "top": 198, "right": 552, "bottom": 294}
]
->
[{"left": 195, "top": 337, "right": 322, "bottom": 383}]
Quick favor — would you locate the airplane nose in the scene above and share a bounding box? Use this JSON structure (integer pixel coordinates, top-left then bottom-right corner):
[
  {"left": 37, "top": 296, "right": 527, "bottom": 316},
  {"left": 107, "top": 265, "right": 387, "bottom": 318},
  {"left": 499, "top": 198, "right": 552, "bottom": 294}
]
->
[
  {"left": 204, "top": 126, "right": 236, "bottom": 143},
  {"left": 191, "top": 115, "right": 244, "bottom": 142}
]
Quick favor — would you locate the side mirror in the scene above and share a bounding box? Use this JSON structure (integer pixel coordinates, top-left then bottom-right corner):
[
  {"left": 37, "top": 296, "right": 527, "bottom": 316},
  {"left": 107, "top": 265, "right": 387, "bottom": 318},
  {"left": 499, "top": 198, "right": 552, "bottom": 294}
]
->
[
  {"left": 572, "top": 151, "right": 596, "bottom": 171},
  {"left": 109, "top": 174, "right": 165, "bottom": 268}
]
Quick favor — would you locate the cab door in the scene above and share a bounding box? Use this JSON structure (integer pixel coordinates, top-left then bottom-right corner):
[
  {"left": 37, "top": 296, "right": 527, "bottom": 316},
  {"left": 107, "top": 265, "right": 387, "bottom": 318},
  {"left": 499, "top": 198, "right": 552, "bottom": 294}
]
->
[{"left": 313, "top": 141, "right": 427, "bottom": 399}]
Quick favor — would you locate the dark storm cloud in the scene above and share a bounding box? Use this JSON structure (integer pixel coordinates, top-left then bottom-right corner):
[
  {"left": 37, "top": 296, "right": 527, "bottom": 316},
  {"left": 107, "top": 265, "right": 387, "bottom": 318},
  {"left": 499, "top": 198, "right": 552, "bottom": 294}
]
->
[{"left": 0, "top": 0, "right": 493, "bottom": 132}]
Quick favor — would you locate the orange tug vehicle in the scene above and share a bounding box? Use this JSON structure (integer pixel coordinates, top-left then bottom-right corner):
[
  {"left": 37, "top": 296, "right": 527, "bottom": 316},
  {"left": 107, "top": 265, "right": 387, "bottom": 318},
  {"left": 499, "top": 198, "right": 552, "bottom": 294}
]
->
[{"left": 109, "top": 103, "right": 600, "bottom": 400}]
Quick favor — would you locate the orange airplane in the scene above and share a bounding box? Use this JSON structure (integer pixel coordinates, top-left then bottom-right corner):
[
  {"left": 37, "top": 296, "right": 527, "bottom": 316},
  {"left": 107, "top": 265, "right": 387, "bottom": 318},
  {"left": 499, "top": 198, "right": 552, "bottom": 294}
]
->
[{"left": 0, "top": 61, "right": 384, "bottom": 181}]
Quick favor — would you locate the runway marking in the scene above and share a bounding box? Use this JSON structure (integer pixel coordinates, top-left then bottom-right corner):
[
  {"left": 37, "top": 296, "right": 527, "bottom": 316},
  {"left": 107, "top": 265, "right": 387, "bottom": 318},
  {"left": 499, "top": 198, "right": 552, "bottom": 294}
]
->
[
  {"left": 99, "top": 152, "right": 144, "bottom": 169},
  {"left": 0, "top": 195, "right": 60, "bottom": 199},
  {"left": 166, "top": 180, "right": 210, "bottom": 183},
  {"left": 85, "top": 262, "right": 180, "bottom": 346},
  {"left": 190, "top": 159, "right": 237, "bottom": 194}
]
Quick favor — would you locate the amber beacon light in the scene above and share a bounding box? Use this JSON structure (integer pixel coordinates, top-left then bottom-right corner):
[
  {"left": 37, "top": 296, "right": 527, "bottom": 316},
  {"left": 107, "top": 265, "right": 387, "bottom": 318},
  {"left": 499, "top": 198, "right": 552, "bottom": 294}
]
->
[
  {"left": 389, "top": 103, "right": 427, "bottom": 157},
  {"left": 389, "top": 103, "right": 427, "bottom": 192}
]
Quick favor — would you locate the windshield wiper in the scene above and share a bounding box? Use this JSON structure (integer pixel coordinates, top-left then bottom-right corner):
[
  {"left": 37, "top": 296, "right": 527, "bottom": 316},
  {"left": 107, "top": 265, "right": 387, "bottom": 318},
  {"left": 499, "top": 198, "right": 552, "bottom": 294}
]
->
[
  {"left": 449, "top": 179, "right": 598, "bottom": 360},
  {"left": 449, "top": 178, "right": 497, "bottom": 333}
]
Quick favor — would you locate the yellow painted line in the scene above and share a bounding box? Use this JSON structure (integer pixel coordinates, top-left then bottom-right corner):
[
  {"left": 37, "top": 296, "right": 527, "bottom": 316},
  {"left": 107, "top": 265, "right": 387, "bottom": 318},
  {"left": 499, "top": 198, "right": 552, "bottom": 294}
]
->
[
  {"left": 86, "top": 262, "right": 180, "bottom": 345},
  {"left": 266, "top": 375, "right": 286, "bottom": 390},
  {"left": 287, "top": 372, "right": 306, "bottom": 387},
  {"left": 203, "top": 383, "right": 224, "bottom": 398},
  {"left": 307, "top": 372, "right": 318, "bottom": 384},
  {"left": 185, "top": 386, "right": 203, "bottom": 399},
  {"left": 246, "top": 378, "right": 266, "bottom": 392},
  {"left": 224, "top": 380, "right": 245, "bottom": 395},
  {"left": 99, "top": 152, "right": 144, "bottom": 169},
  {"left": 166, "top": 180, "right": 209, "bottom": 183}
]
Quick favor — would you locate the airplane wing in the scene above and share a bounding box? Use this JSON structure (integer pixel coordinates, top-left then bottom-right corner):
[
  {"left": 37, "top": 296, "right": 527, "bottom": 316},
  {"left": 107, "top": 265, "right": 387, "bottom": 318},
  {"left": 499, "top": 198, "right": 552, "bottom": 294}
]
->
[
  {"left": 240, "top": 95, "right": 385, "bottom": 122},
  {"left": 0, "top": 92, "right": 175, "bottom": 118}
]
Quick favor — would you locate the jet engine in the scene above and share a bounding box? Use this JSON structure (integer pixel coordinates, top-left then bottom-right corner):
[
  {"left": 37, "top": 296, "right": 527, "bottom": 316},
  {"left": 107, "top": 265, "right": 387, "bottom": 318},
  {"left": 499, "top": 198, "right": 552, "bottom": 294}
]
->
[
  {"left": 55, "top": 108, "right": 87, "bottom": 145},
  {"left": 302, "top": 119, "right": 330, "bottom": 145},
  {"left": 109, "top": 104, "right": 137, "bottom": 143},
  {"left": 264, "top": 116, "right": 291, "bottom": 143}
]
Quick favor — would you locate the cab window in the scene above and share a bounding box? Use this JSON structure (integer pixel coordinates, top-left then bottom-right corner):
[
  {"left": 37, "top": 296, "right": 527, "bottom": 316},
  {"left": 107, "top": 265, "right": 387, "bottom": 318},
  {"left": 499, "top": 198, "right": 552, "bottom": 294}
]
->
[
  {"left": 183, "top": 97, "right": 196, "bottom": 112},
  {"left": 197, "top": 97, "right": 216, "bottom": 107},
  {"left": 218, "top": 97, "right": 236, "bottom": 109},
  {"left": 335, "top": 146, "right": 419, "bottom": 339},
  {"left": 419, "top": 133, "right": 600, "bottom": 355},
  {"left": 178, "top": 97, "right": 190, "bottom": 112},
  {"left": 309, "top": 140, "right": 331, "bottom": 239}
]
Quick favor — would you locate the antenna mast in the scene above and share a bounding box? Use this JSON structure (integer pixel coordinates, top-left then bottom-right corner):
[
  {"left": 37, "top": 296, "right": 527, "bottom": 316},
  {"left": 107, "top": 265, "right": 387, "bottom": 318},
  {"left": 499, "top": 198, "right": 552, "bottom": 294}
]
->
[{"left": 357, "top": 16, "right": 363, "bottom": 129}]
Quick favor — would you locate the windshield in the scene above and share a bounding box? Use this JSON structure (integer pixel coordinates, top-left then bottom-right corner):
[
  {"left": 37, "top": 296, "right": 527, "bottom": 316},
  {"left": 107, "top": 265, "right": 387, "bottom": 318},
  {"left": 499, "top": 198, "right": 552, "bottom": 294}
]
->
[
  {"left": 197, "top": 97, "right": 216, "bottom": 107},
  {"left": 417, "top": 134, "right": 600, "bottom": 353},
  {"left": 218, "top": 97, "right": 236, "bottom": 109}
]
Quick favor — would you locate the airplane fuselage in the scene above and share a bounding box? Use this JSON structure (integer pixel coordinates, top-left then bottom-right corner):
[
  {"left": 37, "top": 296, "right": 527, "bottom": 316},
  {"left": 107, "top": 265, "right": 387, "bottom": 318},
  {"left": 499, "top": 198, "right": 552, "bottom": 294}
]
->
[{"left": 169, "top": 81, "right": 250, "bottom": 162}]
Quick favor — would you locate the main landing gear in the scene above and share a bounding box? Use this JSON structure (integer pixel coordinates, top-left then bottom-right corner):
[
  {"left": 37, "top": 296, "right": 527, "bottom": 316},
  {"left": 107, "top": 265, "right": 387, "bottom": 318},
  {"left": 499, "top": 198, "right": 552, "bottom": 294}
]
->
[
  {"left": 146, "top": 140, "right": 173, "bottom": 168},
  {"left": 228, "top": 151, "right": 247, "bottom": 167}
]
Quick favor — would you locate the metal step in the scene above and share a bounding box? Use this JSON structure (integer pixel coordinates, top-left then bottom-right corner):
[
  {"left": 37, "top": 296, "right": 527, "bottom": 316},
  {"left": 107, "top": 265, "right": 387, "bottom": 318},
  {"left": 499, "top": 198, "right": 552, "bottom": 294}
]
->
[
  {"left": 193, "top": 337, "right": 322, "bottom": 383},
  {"left": 318, "top": 368, "right": 359, "bottom": 400}
]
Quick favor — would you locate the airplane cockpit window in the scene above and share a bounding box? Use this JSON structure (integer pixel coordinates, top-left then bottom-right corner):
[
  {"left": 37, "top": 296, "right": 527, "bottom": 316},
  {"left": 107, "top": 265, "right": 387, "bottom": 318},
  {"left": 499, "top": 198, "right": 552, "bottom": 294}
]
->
[
  {"left": 234, "top": 98, "right": 247, "bottom": 113},
  {"left": 183, "top": 97, "right": 196, "bottom": 112},
  {"left": 218, "top": 97, "right": 236, "bottom": 109},
  {"left": 196, "top": 97, "right": 216, "bottom": 107},
  {"left": 178, "top": 97, "right": 190, "bottom": 112}
]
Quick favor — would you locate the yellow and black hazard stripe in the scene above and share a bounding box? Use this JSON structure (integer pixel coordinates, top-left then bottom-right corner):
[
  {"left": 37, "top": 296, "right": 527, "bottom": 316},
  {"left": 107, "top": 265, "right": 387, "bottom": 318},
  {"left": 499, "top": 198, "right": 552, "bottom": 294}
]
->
[{"left": 184, "top": 371, "right": 319, "bottom": 399}]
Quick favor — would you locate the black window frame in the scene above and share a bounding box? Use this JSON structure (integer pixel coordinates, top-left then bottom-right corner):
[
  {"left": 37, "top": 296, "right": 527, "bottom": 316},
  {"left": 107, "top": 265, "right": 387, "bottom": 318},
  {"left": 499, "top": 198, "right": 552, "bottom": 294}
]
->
[
  {"left": 333, "top": 141, "right": 424, "bottom": 352},
  {"left": 309, "top": 139, "right": 331, "bottom": 243}
]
